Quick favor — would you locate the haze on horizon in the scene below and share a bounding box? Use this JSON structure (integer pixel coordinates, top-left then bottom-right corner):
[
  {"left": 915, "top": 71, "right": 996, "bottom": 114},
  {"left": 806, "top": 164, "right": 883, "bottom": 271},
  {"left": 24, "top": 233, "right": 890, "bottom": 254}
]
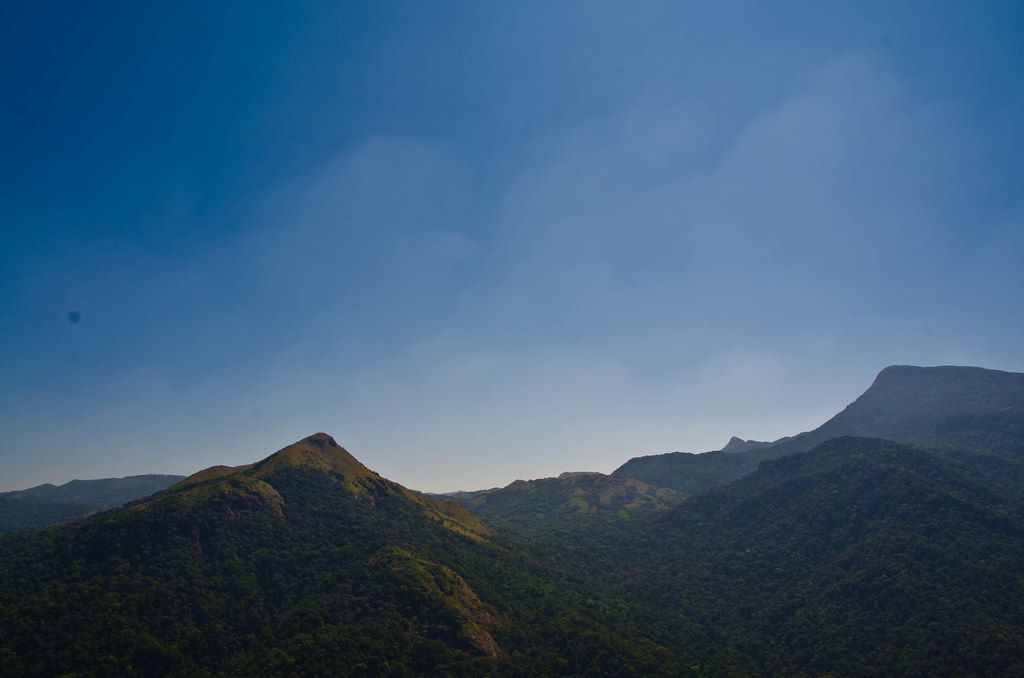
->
[{"left": 2, "top": 1, "right": 1023, "bottom": 493}]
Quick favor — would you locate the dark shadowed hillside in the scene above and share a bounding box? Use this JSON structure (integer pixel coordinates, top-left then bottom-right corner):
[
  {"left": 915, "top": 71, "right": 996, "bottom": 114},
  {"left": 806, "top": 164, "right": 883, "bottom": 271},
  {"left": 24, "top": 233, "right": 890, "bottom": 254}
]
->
[
  {"left": 614, "top": 365, "right": 1024, "bottom": 495},
  {"left": 0, "top": 474, "right": 184, "bottom": 533},
  {"left": 619, "top": 437, "right": 1024, "bottom": 676},
  {"left": 0, "top": 497, "right": 97, "bottom": 534}
]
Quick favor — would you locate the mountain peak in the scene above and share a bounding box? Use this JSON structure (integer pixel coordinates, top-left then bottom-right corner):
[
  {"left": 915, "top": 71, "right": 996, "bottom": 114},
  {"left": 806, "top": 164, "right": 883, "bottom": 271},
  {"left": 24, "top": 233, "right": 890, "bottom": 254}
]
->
[
  {"left": 721, "top": 436, "right": 771, "bottom": 454},
  {"left": 871, "top": 364, "right": 1021, "bottom": 387},
  {"left": 774, "top": 364, "right": 1024, "bottom": 455},
  {"left": 852, "top": 364, "right": 1024, "bottom": 417},
  {"left": 614, "top": 364, "right": 1024, "bottom": 496},
  {"left": 253, "top": 433, "right": 379, "bottom": 480}
]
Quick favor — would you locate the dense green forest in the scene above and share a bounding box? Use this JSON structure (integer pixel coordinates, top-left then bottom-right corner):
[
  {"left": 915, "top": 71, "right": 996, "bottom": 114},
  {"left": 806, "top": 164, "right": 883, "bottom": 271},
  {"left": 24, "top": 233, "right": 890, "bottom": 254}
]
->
[
  {"left": 624, "top": 437, "right": 1024, "bottom": 676},
  {"left": 0, "top": 496, "right": 98, "bottom": 534},
  {"left": 0, "top": 435, "right": 678, "bottom": 676},
  {"left": 2, "top": 366, "right": 1024, "bottom": 675}
]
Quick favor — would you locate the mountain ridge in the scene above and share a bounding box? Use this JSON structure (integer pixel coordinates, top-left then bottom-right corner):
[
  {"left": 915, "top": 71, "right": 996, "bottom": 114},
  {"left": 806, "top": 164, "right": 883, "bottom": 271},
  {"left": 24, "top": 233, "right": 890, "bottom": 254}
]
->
[
  {"left": 0, "top": 473, "right": 185, "bottom": 534},
  {"left": 613, "top": 364, "right": 1024, "bottom": 495},
  {"left": 451, "top": 471, "right": 681, "bottom": 529}
]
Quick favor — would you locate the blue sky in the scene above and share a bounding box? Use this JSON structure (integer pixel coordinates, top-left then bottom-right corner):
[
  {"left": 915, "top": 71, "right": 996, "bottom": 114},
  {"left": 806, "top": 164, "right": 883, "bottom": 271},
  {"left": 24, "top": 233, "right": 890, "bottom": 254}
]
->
[{"left": 2, "top": 1, "right": 1023, "bottom": 492}]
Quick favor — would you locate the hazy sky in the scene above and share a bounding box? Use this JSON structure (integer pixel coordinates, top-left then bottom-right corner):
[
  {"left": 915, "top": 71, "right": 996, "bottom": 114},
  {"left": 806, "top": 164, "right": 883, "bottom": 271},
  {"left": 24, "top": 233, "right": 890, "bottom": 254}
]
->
[{"left": 2, "top": 1, "right": 1023, "bottom": 492}]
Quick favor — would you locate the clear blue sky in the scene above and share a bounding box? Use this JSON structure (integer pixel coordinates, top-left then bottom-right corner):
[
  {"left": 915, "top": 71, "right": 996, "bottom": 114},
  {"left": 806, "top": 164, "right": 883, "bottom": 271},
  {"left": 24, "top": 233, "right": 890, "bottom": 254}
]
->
[{"left": 2, "top": 1, "right": 1022, "bottom": 492}]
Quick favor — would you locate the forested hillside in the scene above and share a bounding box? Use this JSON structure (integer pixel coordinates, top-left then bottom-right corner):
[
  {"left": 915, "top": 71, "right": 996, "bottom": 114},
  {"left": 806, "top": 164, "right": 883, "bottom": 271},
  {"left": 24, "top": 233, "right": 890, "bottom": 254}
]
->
[
  {"left": 449, "top": 472, "right": 681, "bottom": 531},
  {"left": 0, "top": 434, "right": 677, "bottom": 676},
  {"left": 617, "top": 437, "right": 1024, "bottom": 675}
]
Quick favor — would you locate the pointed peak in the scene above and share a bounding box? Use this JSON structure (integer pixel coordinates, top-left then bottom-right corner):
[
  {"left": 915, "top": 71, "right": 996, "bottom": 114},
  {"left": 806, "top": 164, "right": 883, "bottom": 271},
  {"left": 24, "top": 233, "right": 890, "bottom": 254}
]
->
[
  {"left": 253, "top": 433, "right": 379, "bottom": 480},
  {"left": 721, "top": 436, "right": 746, "bottom": 452},
  {"left": 304, "top": 432, "right": 341, "bottom": 446},
  {"left": 721, "top": 436, "right": 771, "bottom": 454}
]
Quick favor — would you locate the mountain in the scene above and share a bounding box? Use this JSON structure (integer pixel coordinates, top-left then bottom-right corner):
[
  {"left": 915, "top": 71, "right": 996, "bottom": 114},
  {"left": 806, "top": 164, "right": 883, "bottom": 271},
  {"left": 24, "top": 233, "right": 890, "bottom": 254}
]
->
[
  {"left": 720, "top": 436, "right": 771, "bottom": 453},
  {"left": 0, "top": 474, "right": 184, "bottom": 533},
  {"left": 1, "top": 474, "right": 186, "bottom": 507},
  {"left": 614, "top": 365, "right": 1024, "bottom": 495},
  {"left": 449, "top": 472, "right": 681, "bottom": 532},
  {"left": 0, "top": 434, "right": 675, "bottom": 676},
  {"left": 753, "top": 364, "right": 1024, "bottom": 456},
  {"left": 617, "top": 437, "right": 1024, "bottom": 675},
  {"left": 5, "top": 365, "right": 1024, "bottom": 675},
  {"left": 612, "top": 447, "right": 757, "bottom": 497}
]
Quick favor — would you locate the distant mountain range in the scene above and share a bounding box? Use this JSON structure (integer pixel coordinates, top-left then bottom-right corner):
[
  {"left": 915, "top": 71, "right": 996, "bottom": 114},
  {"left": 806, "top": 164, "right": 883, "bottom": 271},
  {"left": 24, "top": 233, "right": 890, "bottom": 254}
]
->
[
  {"left": 613, "top": 365, "right": 1024, "bottom": 496},
  {"left": 2, "top": 364, "right": 1023, "bottom": 675},
  {"left": 0, "top": 474, "right": 183, "bottom": 533}
]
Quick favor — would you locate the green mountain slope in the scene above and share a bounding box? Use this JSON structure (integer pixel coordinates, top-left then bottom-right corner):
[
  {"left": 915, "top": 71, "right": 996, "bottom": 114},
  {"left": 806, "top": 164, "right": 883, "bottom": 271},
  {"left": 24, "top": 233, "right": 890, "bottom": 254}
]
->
[
  {"left": 0, "top": 434, "right": 675, "bottom": 676},
  {"left": 0, "top": 474, "right": 184, "bottom": 533},
  {"left": 449, "top": 472, "right": 681, "bottom": 531},
  {"left": 614, "top": 365, "right": 1024, "bottom": 495},
  {"left": 620, "top": 437, "right": 1024, "bottom": 675}
]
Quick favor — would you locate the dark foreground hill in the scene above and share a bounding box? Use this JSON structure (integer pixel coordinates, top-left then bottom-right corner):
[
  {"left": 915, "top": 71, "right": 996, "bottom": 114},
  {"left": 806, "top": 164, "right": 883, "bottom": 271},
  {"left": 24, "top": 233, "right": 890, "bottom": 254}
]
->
[
  {"left": 614, "top": 437, "right": 1024, "bottom": 675},
  {"left": 614, "top": 365, "right": 1024, "bottom": 495},
  {"left": 0, "top": 434, "right": 674, "bottom": 676},
  {"left": 0, "top": 474, "right": 184, "bottom": 533}
]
